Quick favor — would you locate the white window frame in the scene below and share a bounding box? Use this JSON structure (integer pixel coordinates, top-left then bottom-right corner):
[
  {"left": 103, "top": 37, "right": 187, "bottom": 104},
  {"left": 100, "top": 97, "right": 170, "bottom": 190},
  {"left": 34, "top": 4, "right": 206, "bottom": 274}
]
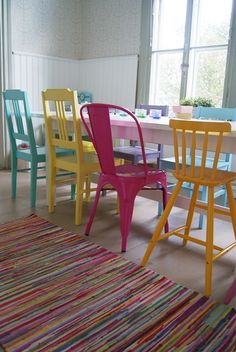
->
[{"left": 147, "top": 0, "right": 233, "bottom": 106}]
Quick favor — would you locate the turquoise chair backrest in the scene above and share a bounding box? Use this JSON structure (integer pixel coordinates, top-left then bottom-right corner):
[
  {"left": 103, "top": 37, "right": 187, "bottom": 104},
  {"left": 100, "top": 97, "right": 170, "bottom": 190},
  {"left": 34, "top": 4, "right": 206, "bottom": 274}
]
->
[
  {"left": 194, "top": 106, "right": 235, "bottom": 167},
  {"left": 77, "top": 91, "right": 92, "bottom": 104},
  {"left": 195, "top": 107, "right": 236, "bottom": 121},
  {"left": 3, "top": 89, "right": 37, "bottom": 155}
]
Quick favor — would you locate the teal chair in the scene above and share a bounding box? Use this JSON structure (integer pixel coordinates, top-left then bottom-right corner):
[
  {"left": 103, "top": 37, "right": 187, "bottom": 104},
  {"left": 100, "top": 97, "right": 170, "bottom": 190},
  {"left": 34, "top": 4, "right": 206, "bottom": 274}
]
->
[
  {"left": 77, "top": 91, "right": 92, "bottom": 104},
  {"left": 160, "top": 106, "right": 236, "bottom": 228},
  {"left": 3, "top": 89, "right": 74, "bottom": 209}
]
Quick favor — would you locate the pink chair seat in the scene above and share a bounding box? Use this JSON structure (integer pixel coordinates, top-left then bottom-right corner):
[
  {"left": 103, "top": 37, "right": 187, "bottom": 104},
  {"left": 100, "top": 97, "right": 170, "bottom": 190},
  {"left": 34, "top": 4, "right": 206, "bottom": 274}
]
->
[
  {"left": 115, "top": 164, "right": 167, "bottom": 179},
  {"left": 80, "top": 103, "right": 169, "bottom": 252}
]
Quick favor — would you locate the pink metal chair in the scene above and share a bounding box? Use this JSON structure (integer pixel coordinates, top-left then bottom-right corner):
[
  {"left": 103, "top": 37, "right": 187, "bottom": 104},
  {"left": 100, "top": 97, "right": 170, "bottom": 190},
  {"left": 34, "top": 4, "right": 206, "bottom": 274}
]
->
[
  {"left": 224, "top": 279, "right": 236, "bottom": 305},
  {"left": 80, "top": 103, "right": 169, "bottom": 252}
]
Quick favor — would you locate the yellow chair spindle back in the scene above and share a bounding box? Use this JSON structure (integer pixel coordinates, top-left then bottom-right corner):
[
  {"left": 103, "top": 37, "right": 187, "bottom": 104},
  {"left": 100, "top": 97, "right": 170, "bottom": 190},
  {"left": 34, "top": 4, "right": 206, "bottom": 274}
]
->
[
  {"left": 55, "top": 100, "right": 69, "bottom": 141},
  {"left": 173, "top": 128, "right": 180, "bottom": 174},
  {"left": 211, "top": 131, "right": 224, "bottom": 180},
  {"left": 190, "top": 131, "right": 196, "bottom": 177},
  {"left": 43, "top": 89, "right": 83, "bottom": 156},
  {"left": 169, "top": 119, "right": 231, "bottom": 182},
  {"left": 199, "top": 132, "right": 209, "bottom": 179},
  {"left": 182, "top": 130, "right": 187, "bottom": 175}
]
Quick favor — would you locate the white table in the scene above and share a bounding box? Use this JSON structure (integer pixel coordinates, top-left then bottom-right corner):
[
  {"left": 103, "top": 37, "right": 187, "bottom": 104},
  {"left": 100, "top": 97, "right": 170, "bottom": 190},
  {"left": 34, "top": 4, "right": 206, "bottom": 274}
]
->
[
  {"left": 100, "top": 115, "right": 236, "bottom": 154},
  {"left": 33, "top": 112, "right": 236, "bottom": 152}
]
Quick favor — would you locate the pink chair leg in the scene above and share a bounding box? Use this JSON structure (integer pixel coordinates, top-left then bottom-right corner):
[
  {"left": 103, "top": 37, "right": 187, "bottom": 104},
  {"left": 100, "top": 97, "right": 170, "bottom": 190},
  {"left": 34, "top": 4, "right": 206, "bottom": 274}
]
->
[
  {"left": 162, "top": 185, "right": 169, "bottom": 233},
  {"left": 224, "top": 278, "right": 236, "bottom": 305},
  {"left": 84, "top": 178, "right": 105, "bottom": 236},
  {"left": 119, "top": 192, "right": 136, "bottom": 252}
]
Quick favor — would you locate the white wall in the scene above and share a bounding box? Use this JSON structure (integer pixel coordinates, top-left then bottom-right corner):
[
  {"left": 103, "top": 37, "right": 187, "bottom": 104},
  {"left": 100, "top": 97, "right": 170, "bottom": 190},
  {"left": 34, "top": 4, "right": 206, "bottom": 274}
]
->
[
  {"left": 12, "top": 52, "right": 138, "bottom": 111},
  {"left": 9, "top": 0, "right": 141, "bottom": 111}
]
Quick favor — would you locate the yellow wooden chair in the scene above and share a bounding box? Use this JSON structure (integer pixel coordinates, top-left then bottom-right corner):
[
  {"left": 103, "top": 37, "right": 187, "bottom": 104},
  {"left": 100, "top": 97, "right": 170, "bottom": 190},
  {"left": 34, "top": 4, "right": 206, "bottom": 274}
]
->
[
  {"left": 42, "top": 88, "right": 100, "bottom": 225},
  {"left": 141, "top": 118, "right": 236, "bottom": 296}
]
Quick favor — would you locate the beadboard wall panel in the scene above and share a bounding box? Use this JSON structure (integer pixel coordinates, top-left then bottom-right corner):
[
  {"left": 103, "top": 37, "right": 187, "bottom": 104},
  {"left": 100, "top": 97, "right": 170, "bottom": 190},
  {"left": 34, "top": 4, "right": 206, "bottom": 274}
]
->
[{"left": 12, "top": 52, "right": 138, "bottom": 111}]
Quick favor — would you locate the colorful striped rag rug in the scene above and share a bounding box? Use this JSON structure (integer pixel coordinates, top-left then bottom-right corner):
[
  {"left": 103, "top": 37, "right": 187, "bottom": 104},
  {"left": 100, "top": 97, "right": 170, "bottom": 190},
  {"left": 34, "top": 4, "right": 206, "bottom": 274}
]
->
[{"left": 0, "top": 214, "right": 236, "bottom": 352}]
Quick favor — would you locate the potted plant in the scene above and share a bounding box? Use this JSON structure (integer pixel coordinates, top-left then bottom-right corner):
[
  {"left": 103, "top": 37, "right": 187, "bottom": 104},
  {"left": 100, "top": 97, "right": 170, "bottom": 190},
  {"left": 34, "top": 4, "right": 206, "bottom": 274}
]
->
[{"left": 192, "top": 97, "right": 214, "bottom": 107}]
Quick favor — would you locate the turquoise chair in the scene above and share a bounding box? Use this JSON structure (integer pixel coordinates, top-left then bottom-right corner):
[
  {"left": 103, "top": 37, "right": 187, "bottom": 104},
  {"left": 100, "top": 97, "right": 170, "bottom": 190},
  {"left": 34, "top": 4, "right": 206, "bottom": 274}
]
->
[
  {"left": 160, "top": 106, "right": 236, "bottom": 228},
  {"left": 77, "top": 91, "right": 92, "bottom": 104},
  {"left": 3, "top": 89, "right": 74, "bottom": 209}
]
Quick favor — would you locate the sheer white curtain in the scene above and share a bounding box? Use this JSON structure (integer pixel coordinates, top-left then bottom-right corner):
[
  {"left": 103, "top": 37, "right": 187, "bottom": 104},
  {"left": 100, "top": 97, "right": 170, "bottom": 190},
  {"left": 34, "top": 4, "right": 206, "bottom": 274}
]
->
[
  {"left": 0, "top": 0, "right": 11, "bottom": 169},
  {"left": 136, "top": 0, "right": 153, "bottom": 106}
]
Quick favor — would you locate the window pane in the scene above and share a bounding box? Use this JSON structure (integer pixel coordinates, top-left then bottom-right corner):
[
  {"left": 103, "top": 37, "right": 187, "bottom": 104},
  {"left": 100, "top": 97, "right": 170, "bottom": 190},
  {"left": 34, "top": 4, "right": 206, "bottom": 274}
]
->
[
  {"left": 149, "top": 52, "right": 183, "bottom": 105},
  {"left": 191, "top": 0, "right": 232, "bottom": 46},
  {"left": 152, "top": 0, "right": 187, "bottom": 51},
  {"left": 187, "top": 49, "right": 227, "bottom": 106}
]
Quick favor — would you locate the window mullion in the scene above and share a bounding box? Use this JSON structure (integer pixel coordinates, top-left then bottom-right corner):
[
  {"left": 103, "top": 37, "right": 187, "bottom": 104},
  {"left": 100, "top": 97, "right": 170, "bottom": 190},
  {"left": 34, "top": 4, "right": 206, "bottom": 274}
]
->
[{"left": 180, "top": 0, "right": 194, "bottom": 100}]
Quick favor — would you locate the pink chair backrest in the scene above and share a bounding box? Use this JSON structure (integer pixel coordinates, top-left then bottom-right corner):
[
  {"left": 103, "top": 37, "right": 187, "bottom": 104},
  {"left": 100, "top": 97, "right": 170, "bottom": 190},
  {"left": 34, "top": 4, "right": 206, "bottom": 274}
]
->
[{"left": 80, "top": 103, "right": 148, "bottom": 175}]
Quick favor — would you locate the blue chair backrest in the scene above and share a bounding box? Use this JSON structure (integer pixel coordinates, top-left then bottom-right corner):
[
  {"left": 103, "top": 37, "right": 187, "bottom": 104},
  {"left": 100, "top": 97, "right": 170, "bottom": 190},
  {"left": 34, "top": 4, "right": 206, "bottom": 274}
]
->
[
  {"left": 77, "top": 91, "right": 92, "bottom": 104},
  {"left": 3, "top": 89, "right": 37, "bottom": 154},
  {"left": 195, "top": 107, "right": 236, "bottom": 121},
  {"left": 194, "top": 106, "right": 236, "bottom": 168},
  {"left": 138, "top": 104, "right": 169, "bottom": 116}
]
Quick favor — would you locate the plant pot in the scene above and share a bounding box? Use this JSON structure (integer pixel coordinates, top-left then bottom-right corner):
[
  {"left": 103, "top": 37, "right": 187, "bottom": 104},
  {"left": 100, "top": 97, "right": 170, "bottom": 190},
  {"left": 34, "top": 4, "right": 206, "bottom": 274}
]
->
[{"left": 172, "top": 105, "right": 193, "bottom": 119}]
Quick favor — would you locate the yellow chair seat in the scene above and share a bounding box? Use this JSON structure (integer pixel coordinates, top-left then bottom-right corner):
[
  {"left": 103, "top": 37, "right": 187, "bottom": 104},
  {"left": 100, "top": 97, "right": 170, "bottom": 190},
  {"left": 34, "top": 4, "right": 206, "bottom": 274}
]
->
[
  {"left": 55, "top": 153, "right": 100, "bottom": 172},
  {"left": 174, "top": 167, "right": 236, "bottom": 186},
  {"left": 82, "top": 140, "right": 95, "bottom": 152}
]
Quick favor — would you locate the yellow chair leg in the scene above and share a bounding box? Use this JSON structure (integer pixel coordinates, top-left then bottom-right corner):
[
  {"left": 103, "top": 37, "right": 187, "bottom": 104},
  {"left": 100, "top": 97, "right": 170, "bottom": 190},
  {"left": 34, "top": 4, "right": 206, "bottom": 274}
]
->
[
  {"left": 183, "top": 184, "right": 200, "bottom": 246},
  {"left": 75, "top": 177, "right": 85, "bottom": 225},
  {"left": 48, "top": 165, "right": 56, "bottom": 213},
  {"left": 85, "top": 175, "right": 91, "bottom": 202},
  {"left": 141, "top": 180, "right": 183, "bottom": 267},
  {"left": 226, "top": 182, "right": 236, "bottom": 239},
  {"left": 205, "top": 186, "right": 214, "bottom": 296}
]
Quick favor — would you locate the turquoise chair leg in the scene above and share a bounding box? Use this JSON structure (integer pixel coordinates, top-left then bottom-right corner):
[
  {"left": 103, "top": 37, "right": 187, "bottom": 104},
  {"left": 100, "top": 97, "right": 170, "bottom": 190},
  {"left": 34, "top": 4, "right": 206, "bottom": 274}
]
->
[
  {"left": 11, "top": 155, "right": 17, "bottom": 199},
  {"left": 71, "top": 184, "right": 76, "bottom": 200},
  {"left": 157, "top": 202, "right": 162, "bottom": 216},
  {"left": 30, "top": 161, "right": 37, "bottom": 208},
  {"left": 222, "top": 185, "right": 227, "bottom": 207},
  {"left": 187, "top": 182, "right": 193, "bottom": 198},
  {"left": 199, "top": 186, "right": 208, "bottom": 229}
]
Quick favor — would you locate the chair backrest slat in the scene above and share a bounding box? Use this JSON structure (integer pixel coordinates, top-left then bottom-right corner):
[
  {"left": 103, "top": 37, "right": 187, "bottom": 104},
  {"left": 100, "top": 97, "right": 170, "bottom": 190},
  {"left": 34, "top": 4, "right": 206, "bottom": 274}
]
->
[
  {"left": 199, "top": 132, "right": 209, "bottom": 178},
  {"left": 190, "top": 131, "right": 196, "bottom": 177},
  {"left": 211, "top": 132, "right": 224, "bottom": 179},
  {"left": 182, "top": 130, "right": 187, "bottom": 175},
  {"left": 12, "top": 100, "right": 25, "bottom": 134},
  {"left": 86, "top": 104, "right": 116, "bottom": 174},
  {"left": 173, "top": 129, "right": 180, "bottom": 174},
  {"left": 55, "top": 100, "right": 69, "bottom": 141},
  {"left": 42, "top": 88, "right": 83, "bottom": 164},
  {"left": 80, "top": 103, "right": 149, "bottom": 176},
  {"left": 194, "top": 106, "right": 235, "bottom": 172},
  {"left": 169, "top": 119, "right": 231, "bottom": 181},
  {"left": 3, "top": 89, "right": 37, "bottom": 154}
]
